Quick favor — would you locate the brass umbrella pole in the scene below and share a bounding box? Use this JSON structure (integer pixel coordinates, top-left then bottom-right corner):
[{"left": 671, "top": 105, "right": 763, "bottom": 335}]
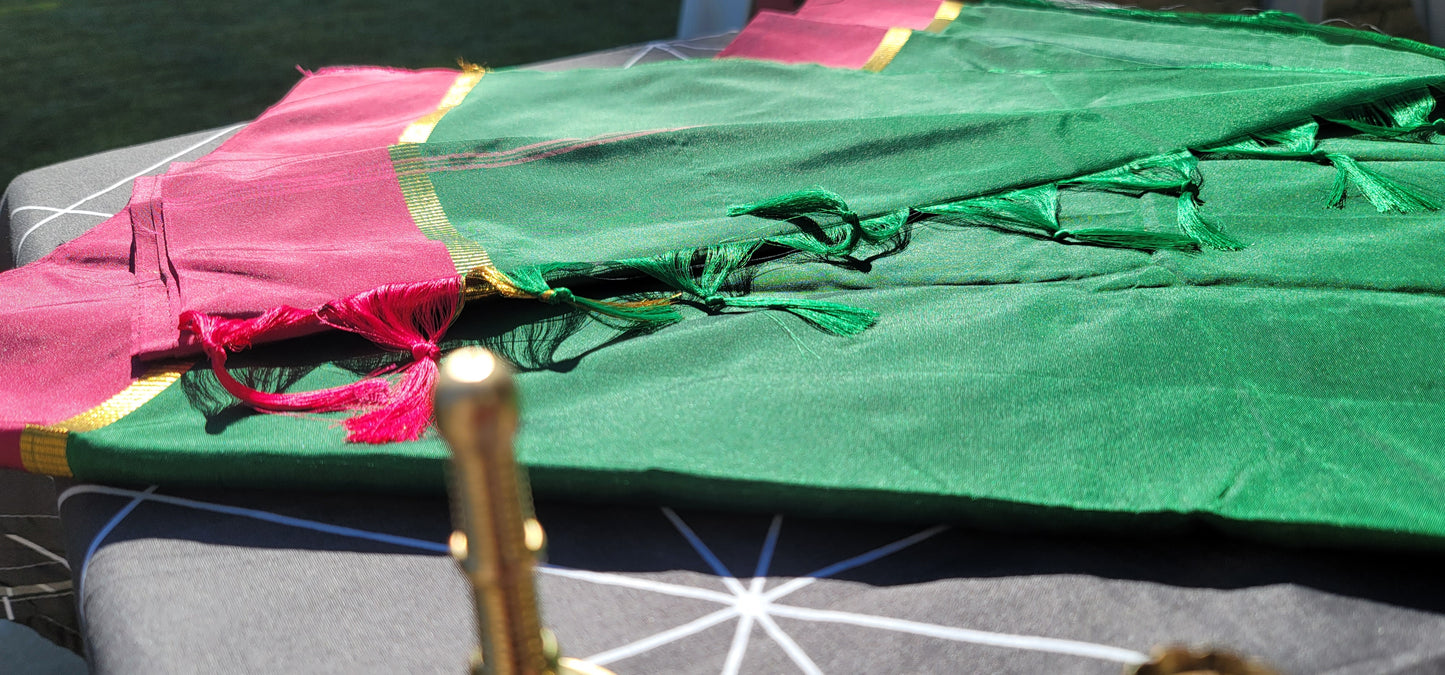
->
[
  {"left": 434, "top": 347, "right": 615, "bottom": 675},
  {"left": 435, "top": 347, "right": 1280, "bottom": 675}
]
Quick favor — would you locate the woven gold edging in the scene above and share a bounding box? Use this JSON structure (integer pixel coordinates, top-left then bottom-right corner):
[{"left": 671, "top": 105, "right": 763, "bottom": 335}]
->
[
  {"left": 389, "top": 144, "right": 495, "bottom": 274},
  {"left": 925, "top": 0, "right": 964, "bottom": 33},
  {"left": 863, "top": 27, "right": 913, "bottom": 72},
  {"left": 398, "top": 66, "right": 485, "bottom": 144},
  {"left": 19, "top": 362, "right": 192, "bottom": 477}
]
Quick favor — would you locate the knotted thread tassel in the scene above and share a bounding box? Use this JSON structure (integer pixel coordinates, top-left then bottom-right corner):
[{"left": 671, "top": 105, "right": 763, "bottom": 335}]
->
[
  {"left": 317, "top": 276, "right": 463, "bottom": 444},
  {"left": 722, "top": 296, "right": 878, "bottom": 336},
  {"left": 920, "top": 184, "right": 1060, "bottom": 232},
  {"left": 1178, "top": 191, "right": 1246, "bottom": 251},
  {"left": 625, "top": 241, "right": 760, "bottom": 299},
  {"left": 732, "top": 187, "right": 863, "bottom": 256},
  {"left": 728, "top": 187, "right": 859, "bottom": 223},
  {"left": 1326, "top": 153, "right": 1442, "bottom": 213},
  {"left": 625, "top": 240, "right": 878, "bottom": 336},
  {"left": 179, "top": 276, "right": 475, "bottom": 444},
  {"left": 859, "top": 208, "right": 911, "bottom": 243},
  {"left": 179, "top": 306, "right": 390, "bottom": 413},
  {"left": 1325, "top": 88, "right": 1442, "bottom": 141},
  {"left": 1200, "top": 120, "right": 1318, "bottom": 158},
  {"left": 1063, "top": 150, "right": 1197, "bottom": 196}
]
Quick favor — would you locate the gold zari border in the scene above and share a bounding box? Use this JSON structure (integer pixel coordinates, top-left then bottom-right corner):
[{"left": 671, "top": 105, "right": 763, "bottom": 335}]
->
[
  {"left": 925, "top": 0, "right": 964, "bottom": 33},
  {"left": 863, "top": 27, "right": 913, "bottom": 72},
  {"left": 390, "top": 144, "right": 495, "bottom": 274},
  {"left": 20, "top": 362, "right": 191, "bottom": 477},
  {"left": 398, "top": 66, "right": 486, "bottom": 144}
]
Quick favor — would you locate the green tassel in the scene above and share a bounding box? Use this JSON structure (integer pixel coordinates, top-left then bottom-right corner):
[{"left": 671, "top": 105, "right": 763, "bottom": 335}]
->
[
  {"left": 1200, "top": 120, "right": 1318, "bottom": 158},
  {"left": 1256, "top": 120, "right": 1323, "bottom": 152},
  {"left": 1056, "top": 228, "right": 1200, "bottom": 252},
  {"left": 1177, "top": 191, "right": 1246, "bottom": 251},
  {"left": 860, "top": 208, "right": 911, "bottom": 243},
  {"left": 1064, "top": 150, "right": 1198, "bottom": 196},
  {"left": 497, "top": 266, "right": 552, "bottom": 296},
  {"left": 924, "top": 185, "right": 1201, "bottom": 252},
  {"left": 623, "top": 239, "right": 879, "bottom": 336},
  {"left": 920, "top": 184, "right": 1059, "bottom": 234},
  {"left": 500, "top": 266, "right": 681, "bottom": 323},
  {"left": 766, "top": 223, "right": 859, "bottom": 256},
  {"left": 722, "top": 296, "right": 878, "bottom": 336},
  {"left": 625, "top": 241, "right": 761, "bottom": 299},
  {"left": 764, "top": 207, "right": 910, "bottom": 255},
  {"left": 1326, "top": 153, "right": 1442, "bottom": 213},
  {"left": 1325, "top": 89, "right": 1439, "bottom": 140},
  {"left": 563, "top": 294, "right": 683, "bottom": 323},
  {"left": 728, "top": 187, "right": 860, "bottom": 225},
  {"left": 732, "top": 187, "right": 866, "bottom": 256}
]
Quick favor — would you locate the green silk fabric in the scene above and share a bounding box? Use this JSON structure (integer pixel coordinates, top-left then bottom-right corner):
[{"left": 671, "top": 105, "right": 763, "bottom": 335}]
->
[
  {"left": 420, "top": 60, "right": 1438, "bottom": 270},
  {"left": 69, "top": 3, "right": 1445, "bottom": 548},
  {"left": 894, "top": 2, "right": 1445, "bottom": 75}
]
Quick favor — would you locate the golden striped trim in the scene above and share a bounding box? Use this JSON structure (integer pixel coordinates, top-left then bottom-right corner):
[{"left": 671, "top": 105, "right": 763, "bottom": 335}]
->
[
  {"left": 862, "top": 27, "right": 913, "bottom": 72},
  {"left": 390, "top": 144, "right": 494, "bottom": 274},
  {"left": 20, "top": 362, "right": 191, "bottom": 477},
  {"left": 18, "top": 428, "right": 69, "bottom": 477},
  {"left": 925, "top": 0, "right": 964, "bottom": 33},
  {"left": 398, "top": 66, "right": 486, "bottom": 144}
]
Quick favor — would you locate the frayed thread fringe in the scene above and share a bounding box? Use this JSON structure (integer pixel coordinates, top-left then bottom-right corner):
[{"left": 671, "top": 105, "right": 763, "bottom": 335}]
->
[
  {"left": 1326, "top": 153, "right": 1442, "bottom": 213},
  {"left": 623, "top": 239, "right": 878, "bottom": 337},
  {"left": 179, "top": 276, "right": 465, "bottom": 444}
]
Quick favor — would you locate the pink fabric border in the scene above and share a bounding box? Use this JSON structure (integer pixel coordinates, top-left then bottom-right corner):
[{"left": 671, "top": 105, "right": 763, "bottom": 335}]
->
[
  {"left": 718, "top": 11, "right": 892, "bottom": 68},
  {"left": 0, "top": 67, "right": 461, "bottom": 467}
]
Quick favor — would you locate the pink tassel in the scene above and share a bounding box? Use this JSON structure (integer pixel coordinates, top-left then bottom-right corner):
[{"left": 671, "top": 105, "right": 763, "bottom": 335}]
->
[
  {"left": 179, "top": 306, "right": 390, "bottom": 413},
  {"left": 176, "top": 276, "right": 463, "bottom": 442},
  {"left": 316, "top": 276, "right": 463, "bottom": 443}
]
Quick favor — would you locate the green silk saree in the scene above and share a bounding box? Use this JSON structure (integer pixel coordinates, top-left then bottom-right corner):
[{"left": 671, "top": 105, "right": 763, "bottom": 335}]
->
[{"left": 17, "top": 1, "right": 1445, "bottom": 549}]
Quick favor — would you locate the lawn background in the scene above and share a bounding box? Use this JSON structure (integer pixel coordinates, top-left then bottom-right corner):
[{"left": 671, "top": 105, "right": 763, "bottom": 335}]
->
[{"left": 0, "top": 0, "right": 679, "bottom": 192}]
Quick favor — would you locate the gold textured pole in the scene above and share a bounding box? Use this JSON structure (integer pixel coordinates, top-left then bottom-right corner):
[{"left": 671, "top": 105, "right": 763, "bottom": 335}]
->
[
  {"left": 436, "top": 348, "right": 549, "bottom": 675},
  {"left": 435, "top": 347, "right": 616, "bottom": 675}
]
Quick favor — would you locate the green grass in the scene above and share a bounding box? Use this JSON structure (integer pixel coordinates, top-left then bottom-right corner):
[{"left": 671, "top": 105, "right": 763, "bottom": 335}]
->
[{"left": 0, "top": 0, "right": 679, "bottom": 189}]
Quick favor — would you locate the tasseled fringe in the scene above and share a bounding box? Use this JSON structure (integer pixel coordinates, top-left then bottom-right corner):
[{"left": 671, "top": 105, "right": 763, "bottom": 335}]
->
[
  {"left": 860, "top": 208, "right": 911, "bottom": 243},
  {"left": 1200, "top": 118, "right": 1444, "bottom": 214},
  {"left": 623, "top": 238, "right": 879, "bottom": 336},
  {"left": 1063, "top": 150, "right": 1197, "bottom": 196},
  {"left": 1055, "top": 228, "right": 1200, "bottom": 252},
  {"left": 730, "top": 187, "right": 865, "bottom": 256},
  {"left": 625, "top": 241, "right": 761, "bottom": 299},
  {"left": 920, "top": 183, "right": 1207, "bottom": 252},
  {"left": 721, "top": 296, "right": 877, "bottom": 336},
  {"left": 919, "top": 184, "right": 1060, "bottom": 232},
  {"left": 739, "top": 173, "right": 1246, "bottom": 256},
  {"left": 1062, "top": 151, "right": 1247, "bottom": 250},
  {"left": 464, "top": 265, "right": 682, "bottom": 324},
  {"left": 179, "top": 276, "right": 465, "bottom": 444},
  {"left": 1202, "top": 120, "right": 1320, "bottom": 158},
  {"left": 762, "top": 208, "right": 911, "bottom": 257},
  {"left": 179, "top": 307, "right": 390, "bottom": 413},
  {"left": 1177, "top": 190, "right": 1246, "bottom": 251},
  {"left": 766, "top": 228, "right": 859, "bottom": 256},
  {"left": 1326, "top": 153, "right": 1442, "bottom": 213},
  {"left": 731, "top": 176, "right": 1244, "bottom": 255},
  {"left": 316, "top": 277, "right": 462, "bottom": 443},
  {"left": 1325, "top": 88, "right": 1444, "bottom": 142},
  {"left": 728, "top": 187, "right": 860, "bottom": 225}
]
